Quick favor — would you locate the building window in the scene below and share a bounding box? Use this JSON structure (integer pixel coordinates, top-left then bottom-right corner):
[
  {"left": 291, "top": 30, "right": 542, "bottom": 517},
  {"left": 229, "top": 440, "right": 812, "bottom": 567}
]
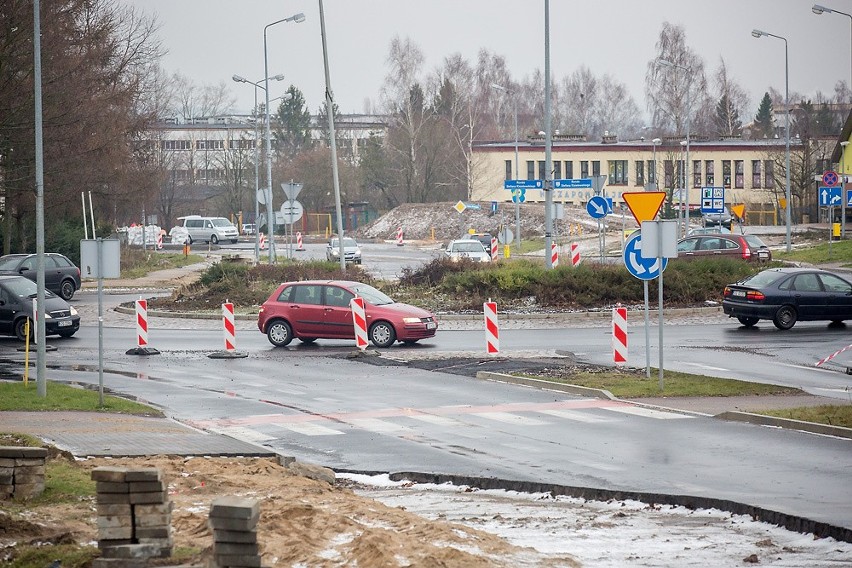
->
[
  {"left": 538, "top": 160, "right": 546, "bottom": 180},
  {"left": 505, "top": 160, "right": 512, "bottom": 180},
  {"left": 816, "top": 158, "right": 831, "bottom": 174},
  {"left": 752, "top": 160, "right": 762, "bottom": 188},
  {"left": 161, "top": 140, "right": 191, "bottom": 150},
  {"left": 647, "top": 160, "right": 656, "bottom": 184},
  {"left": 592, "top": 161, "right": 600, "bottom": 176},
  {"left": 734, "top": 160, "right": 744, "bottom": 189},
  {"left": 635, "top": 161, "right": 645, "bottom": 186},
  {"left": 565, "top": 161, "right": 573, "bottom": 179},
  {"left": 705, "top": 160, "right": 715, "bottom": 186},
  {"left": 693, "top": 160, "right": 701, "bottom": 188},
  {"left": 553, "top": 160, "right": 562, "bottom": 180},
  {"left": 526, "top": 160, "right": 535, "bottom": 180},
  {"left": 664, "top": 160, "right": 673, "bottom": 188},
  {"left": 676, "top": 160, "right": 684, "bottom": 188},
  {"left": 580, "top": 161, "right": 589, "bottom": 178},
  {"left": 765, "top": 160, "right": 775, "bottom": 189},
  {"left": 608, "top": 160, "right": 627, "bottom": 185},
  {"left": 722, "top": 160, "right": 732, "bottom": 188}
]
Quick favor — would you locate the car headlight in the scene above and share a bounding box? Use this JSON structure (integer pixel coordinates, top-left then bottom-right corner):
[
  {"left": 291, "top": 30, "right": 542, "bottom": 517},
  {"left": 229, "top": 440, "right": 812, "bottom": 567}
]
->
[
  {"left": 330, "top": 249, "right": 340, "bottom": 257},
  {"left": 43, "top": 312, "right": 52, "bottom": 319},
  {"left": 402, "top": 317, "right": 422, "bottom": 324},
  {"left": 69, "top": 306, "right": 78, "bottom": 316},
  {"left": 355, "top": 249, "right": 361, "bottom": 255}
]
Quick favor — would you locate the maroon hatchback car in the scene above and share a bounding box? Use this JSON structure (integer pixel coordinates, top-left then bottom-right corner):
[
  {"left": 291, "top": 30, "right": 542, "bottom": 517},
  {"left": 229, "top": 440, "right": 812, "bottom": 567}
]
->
[{"left": 257, "top": 280, "right": 438, "bottom": 348}]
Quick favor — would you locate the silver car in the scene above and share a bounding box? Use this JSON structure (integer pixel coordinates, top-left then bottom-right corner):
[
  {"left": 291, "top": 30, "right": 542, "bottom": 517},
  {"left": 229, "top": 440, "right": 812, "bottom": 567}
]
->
[
  {"left": 445, "top": 239, "right": 491, "bottom": 262},
  {"left": 326, "top": 237, "right": 362, "bottom": 264}
]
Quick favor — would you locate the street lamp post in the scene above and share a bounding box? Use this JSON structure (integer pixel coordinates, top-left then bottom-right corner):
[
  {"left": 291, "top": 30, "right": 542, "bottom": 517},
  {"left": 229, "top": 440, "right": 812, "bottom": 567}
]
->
[
  {"left": 842, "top": 141, "right": 849, "bottom": 238},
  {"left": 657, "top": 59, "right": 692, "bottom": 235},
  {"left": 544, "top": 0, "right": 554, "bottom": 269},
  {"left": 752, "top": 29, "right": 792, "bottom": 252},
  {"left": 491, "top": 83, "right": 522, "bottom": 248},
  {"left": 232, "top": 74, "right": 285, "bottom": 263},
  {"left": 813, "top": 4, "right": 852, "bottom": 96},
  {"left": 263, "top": 12, "right": 305, "bottom": 264}
]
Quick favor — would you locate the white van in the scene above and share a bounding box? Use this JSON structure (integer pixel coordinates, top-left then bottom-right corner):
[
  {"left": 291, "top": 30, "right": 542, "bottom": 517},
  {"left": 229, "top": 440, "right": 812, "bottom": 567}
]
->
[{"left": 178, "top": 216, "right": 239, "bottom": 244}]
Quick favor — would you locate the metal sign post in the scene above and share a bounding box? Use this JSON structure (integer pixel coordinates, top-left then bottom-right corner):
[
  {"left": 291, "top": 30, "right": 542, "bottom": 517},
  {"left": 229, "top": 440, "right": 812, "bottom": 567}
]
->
[{"left": 81, "top": 239, "right": 120, "bottom": 406}]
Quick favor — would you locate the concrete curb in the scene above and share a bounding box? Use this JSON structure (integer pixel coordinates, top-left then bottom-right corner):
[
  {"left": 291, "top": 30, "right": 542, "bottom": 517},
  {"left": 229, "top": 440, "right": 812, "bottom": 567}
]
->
[{"left": 474, "top": 370, "right": 849, "bottom": 438}]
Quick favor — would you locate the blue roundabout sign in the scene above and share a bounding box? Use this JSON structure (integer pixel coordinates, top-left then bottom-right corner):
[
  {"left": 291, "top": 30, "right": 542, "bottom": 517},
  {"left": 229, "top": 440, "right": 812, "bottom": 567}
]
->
[{"left": 623, "top": 231, "right": 667, "bottom": 281}]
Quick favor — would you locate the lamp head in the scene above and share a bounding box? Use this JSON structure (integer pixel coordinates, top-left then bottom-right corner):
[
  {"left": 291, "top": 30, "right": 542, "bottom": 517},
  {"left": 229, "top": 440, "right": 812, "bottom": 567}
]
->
[
  {"left": 657, "top": 58, "right": 673, "bottom": 68},
  {"left": 271, "top": 74, "right": 286, "bottom": 82},
  {"left": 842, "top": 141, "right": 850, "bottom": 147},
  {"left": 652, "top": 138, "right": 662, "bottom": 145},
  {"left": 751, "top": 29, "right": 765, "bottom": 38},
  {"left": 812, "top": 4, "right": 830, "bottom": 14},
  {"left": 232, "top": 74, "right": 247, "bottom": 83},
  {"left": 288, "top": 12, "right": 306, "bottom": 23}
]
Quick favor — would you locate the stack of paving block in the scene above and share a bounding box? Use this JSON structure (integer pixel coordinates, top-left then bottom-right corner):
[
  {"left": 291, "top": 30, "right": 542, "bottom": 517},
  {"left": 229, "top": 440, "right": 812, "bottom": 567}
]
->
[
  {"left": 208, "top": 496, "right": 261, "bottom": 568},
  {"left": 0, "top": 446, "right": 47, "bottom": 499},
  {"left": 91, "top": 466, "right": 173, "bottom": 566}
]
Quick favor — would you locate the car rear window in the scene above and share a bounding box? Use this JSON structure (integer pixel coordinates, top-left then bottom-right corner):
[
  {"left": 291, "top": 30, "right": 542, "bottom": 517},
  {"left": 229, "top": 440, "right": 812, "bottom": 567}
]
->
[
  {"left": 743, "top": 235, "right": 768, "bottom": 249},
  {"left": 742, "top": 270, "right": 787, "bottom": 287}
]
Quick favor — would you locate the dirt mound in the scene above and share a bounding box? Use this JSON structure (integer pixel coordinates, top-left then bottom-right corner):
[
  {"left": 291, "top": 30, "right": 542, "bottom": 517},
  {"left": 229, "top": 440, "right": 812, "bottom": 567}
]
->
[{"left": 352, "top": 201, "right": 599, "bottom": 242}]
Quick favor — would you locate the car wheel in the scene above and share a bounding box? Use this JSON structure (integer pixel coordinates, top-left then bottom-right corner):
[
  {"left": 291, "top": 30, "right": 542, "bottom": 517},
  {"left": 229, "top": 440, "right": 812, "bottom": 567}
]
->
[
  {"left": 187, "top": 236, "right": 194, "bottom": 245},
  {"left": 266, "top": 319, "right": 293, "bottom": 347},
  {"left": 772, "top": 306, "right": 797, "bottom": 330},
  {"left": 211, "top": 235, "right": 219, "bottom": 245},
  {"left": 14, "top": 318, "right": 33, "bottom": 342},
  {"left": 58, "top": 331, "right": 76, "bottom": 338},
  {"left": 59, "top": 279, "right": 76, "bottom": 301},
  {"left": 231, "top": 239, "right": 238, "bottom": 244},
  {"left": 369, "top": 321, "right": 396, "bottom": 348},
  {"left": 737, "top": 317, "right": 759, "bottom": 327},
  {"left": 299, "top": 337, "right": 317, "bottom": 344}
]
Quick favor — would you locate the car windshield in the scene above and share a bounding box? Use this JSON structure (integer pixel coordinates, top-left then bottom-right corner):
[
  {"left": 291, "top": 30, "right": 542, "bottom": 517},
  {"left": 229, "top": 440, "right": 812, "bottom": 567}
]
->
[
  {"left": 741, "top": 270, "right": 787, "bottom": 288},
  {"left": 348, "top": 283, "right": 393, "bottom": 305},
  {"left": 211, "top": 218, "right": 234, "bottom": 227},
  {"left": 3, "top": 277, "right": 55, "bottom": 298},
  {"left": 330, "top": 238, "right": 358, "bottom": 248},
  {"left": 453, "top": 242, "right": 485, "bottom": 253},
  {"left": 0, "top": 256, "right": 24, "bottom": 270}
]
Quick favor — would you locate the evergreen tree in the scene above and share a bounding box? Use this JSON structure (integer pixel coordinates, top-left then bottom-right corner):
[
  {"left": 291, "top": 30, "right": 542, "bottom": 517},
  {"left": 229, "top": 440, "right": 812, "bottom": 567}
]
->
[
  {"left": 316, "top": 99, "right": 342, "bottom": 148},
  {"left": 714, "top": 93, "right": 742, "bottom": 137},
  {"left": 273, "top": 85, "right": 312, "bottom": 160},
  {"left": 754, "top": 92, "right": 774, "bottom": 138}
]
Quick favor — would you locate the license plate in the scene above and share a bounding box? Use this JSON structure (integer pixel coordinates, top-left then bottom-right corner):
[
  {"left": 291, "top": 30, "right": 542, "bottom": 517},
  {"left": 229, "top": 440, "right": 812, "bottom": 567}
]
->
[
  {"left": 58, "top": 320, "right": 72, "bottom": 327},
  {"left": 426, "top": 322, "right": 436, "bottom": 330},
  {"left": 732, "top": 290, "right": 746, "bottom": 297},
  {"left": 758, "top": 251, "right": 768, "bottom": 258}
]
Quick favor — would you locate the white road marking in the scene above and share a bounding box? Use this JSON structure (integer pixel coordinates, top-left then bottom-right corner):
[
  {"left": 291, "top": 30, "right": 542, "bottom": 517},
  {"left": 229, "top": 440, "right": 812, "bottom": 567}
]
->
[
  {"left": 212, "top": 427, "right": 274, "bottom": 443},
  {"left": 537, "top": 409, "right": 616, "bottom": 423},
  {"left": 275, "top": 423, "right": 345, "bottom": 436},
  {"left": 349, "top": 418, "right": 413, "bottom": 433},
  {"left": 600, "top": 406, "right": 691, "bottom": 420},
  {"left": 474, "top": 412, "right": 549, "bottom": 426},
  {"left": 681, "top": 362, "right": 729, "bottom": 372},
  {"left": 408, "top": 414, "right": 465, "bottom": 426}
]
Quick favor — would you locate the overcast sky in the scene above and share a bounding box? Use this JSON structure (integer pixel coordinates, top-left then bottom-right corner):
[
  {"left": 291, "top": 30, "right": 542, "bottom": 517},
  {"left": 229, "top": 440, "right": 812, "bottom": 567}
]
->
[{"left": 121, "top": 0, "right": 848, "bottom": 121}]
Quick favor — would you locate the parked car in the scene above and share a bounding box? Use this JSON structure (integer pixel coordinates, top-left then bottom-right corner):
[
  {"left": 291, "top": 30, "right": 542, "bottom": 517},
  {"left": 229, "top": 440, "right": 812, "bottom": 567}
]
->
[
  {"left": 687, "top": 226, "right": 732, "bottom": 236},
  {"left": 702, "top": 206, "right": 733, "bottom": 228},
  {"left": 177, "top": 215, "right": 239, "bottom": 245},
  {"left": 466, "top": 233, "right": 494, "bottom": 251},
  {"left": 241, "top": 223, "right": 256, "bottom": 236},
  {"left": 676, "top": 233, "right": 771, "bottom": 262},
  {"left": 0, "top": 275, "right": 80, "bottom": 340},
  {"left": 0, "top": 253, "right": 81, "bottom": 300},
  {"left": 445, "top": 239, "right": 491, "bottom": 263},
  {"left": 326, "top": 237, "right": 362, "bottom": 264},
  {"left": 257, "top": 280, "right": 438, "bottom": 348},
  {"left": 722, "top": 267, "right": 852, "bottom": 330}
]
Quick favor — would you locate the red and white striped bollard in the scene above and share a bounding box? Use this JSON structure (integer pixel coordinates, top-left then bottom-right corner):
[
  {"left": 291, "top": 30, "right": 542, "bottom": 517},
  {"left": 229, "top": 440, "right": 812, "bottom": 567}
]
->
[
  {"left": 490, "top": 237, "right": 498, "bottom": 261},
  {"left": 222, "top": 301, "right": 236, "bottom": 352},
  {"left": 136, "top": 298, "right": 149, "bottom": 348},
  {"left": 570, "top": 242, "right": 581, "bottom": 266},
  {"left": 551, "top": 243, "right": 559, "bottom": 267},
  {"left": 612, "top": 304, "right": 627, "bottom": 364},
  {"left": 396, "top": 226, "right": 404, "bottom": 246},
  {"left": 350, "top": 297, "right": 368, "bottom": 350},
  {"left": 259, "top": 232, "right": 267, "bottom": 250},
  {"left": 484, "top": 300, "right": 499, "bottom": 354},
  {"left": 156, "top": 233, "right": 163, "bottom": 250},
  {"left": 296, "top": 231, "right": 304, "bottom": 251}
]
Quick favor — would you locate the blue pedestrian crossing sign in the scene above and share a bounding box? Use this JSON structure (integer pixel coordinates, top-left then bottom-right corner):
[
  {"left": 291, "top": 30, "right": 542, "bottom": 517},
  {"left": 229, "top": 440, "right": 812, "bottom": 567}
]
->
[{"left": 623, "top": 231, "right": 667, "bottom": 281}]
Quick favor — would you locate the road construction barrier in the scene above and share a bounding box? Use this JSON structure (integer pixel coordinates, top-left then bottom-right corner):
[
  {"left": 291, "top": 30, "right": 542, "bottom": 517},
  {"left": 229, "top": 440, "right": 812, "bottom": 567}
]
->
[
  {"left": 156, "top": 233, "right": 163, "bottom": 250},
  {"left": 259, "top": 233, "right": 267, "bottom": 250},
  {"left": 490, "top": 237, "right": 498, "bottom": 261},
  {"left": 612, "top": 304, "right": 627, "bottom": 364},
  {"left": 571, "top": 242, "right": 581, "bottom": 266},
  {"left": 816, "top": 342, "right": 852, "bottom": 367},
  {"left": 222, "top": 302, "right": 236, "bottom": 352},
  {"left": 551, "top": 243, "right": 559, "bottom": 267},
  {"left": 350, "top": 297, "right": 368, "bottom": 350},
  {"left": 484, "top": 300, "right": 499, "bottom": 354},
  {"left": 136, "top": 299, "right": 149, "bottom": 348},
  {"left": 396, "top": 226, "right": 404, "bottom": 246},
  {"left": 296, "top": 231, "right": 305, "bottom": 251}
]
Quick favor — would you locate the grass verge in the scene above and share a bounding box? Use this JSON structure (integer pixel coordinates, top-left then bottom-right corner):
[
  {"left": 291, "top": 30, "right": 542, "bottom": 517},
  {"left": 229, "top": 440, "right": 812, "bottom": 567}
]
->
[
  {"left": 773, "top": 238, "right": 852, "bottom": 266},
  {"left": 758, "top": 405, "right": 852, "bottom": 429},
  {"left": 0, "top": 380, "right": 163, "bottom": 416},
  {"left": 120, "top": 248, "right": 204, "bottom": 279}
]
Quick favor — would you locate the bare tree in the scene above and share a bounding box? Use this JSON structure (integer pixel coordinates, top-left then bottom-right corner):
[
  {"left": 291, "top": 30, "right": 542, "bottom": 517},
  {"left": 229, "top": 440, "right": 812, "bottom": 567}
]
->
[
  {"left": 712, "top": 58, "right": 749, "bottom": 137},
  {"left": 558, "top": 66, "right": 597, "bottom": 137},
  {"left": 645, "top": 22, "right": 708, "bottom": 136}
]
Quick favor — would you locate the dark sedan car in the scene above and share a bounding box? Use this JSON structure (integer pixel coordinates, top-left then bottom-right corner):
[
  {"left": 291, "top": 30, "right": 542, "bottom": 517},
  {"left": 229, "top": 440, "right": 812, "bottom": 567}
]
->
[
  {"left": 0, "top": 275, "right": 80, "bottom": 340},
  {"left": 722, "top": 267, "right": 852, "bottom": 329},
  {"left": 0, "top": 253, "right": 81, "bottom": 300},
  {"left": 258, "top": 280, "right": 437, "bottom": 348}
]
